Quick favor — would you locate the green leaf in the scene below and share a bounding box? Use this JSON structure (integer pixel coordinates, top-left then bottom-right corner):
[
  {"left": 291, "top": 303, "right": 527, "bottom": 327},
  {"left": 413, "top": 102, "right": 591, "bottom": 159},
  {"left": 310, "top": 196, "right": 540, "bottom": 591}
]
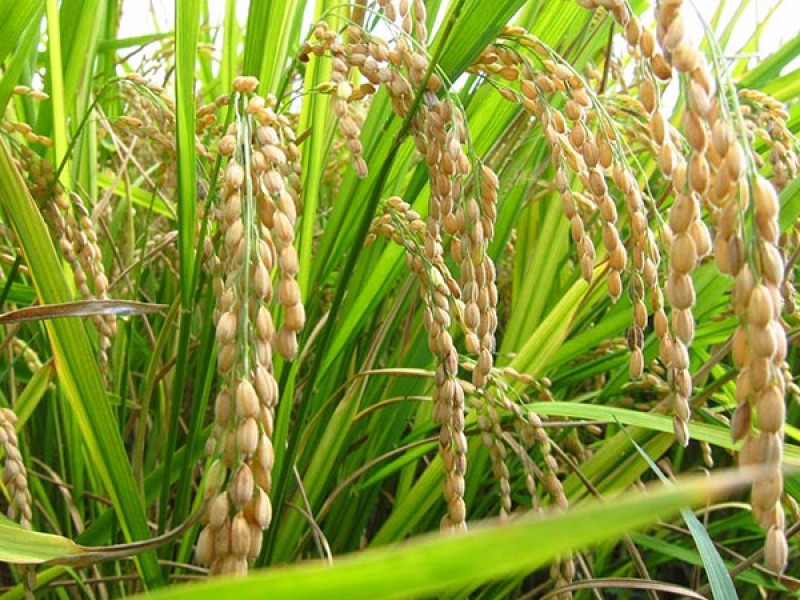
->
[
  {"left": 174, "top": 0, "right": 200, "bottom": 301},
  {"left": 161, "top": 0, "right": 201, "bottom": 537},
  {"left": 138, "top": 472, "right": 748, "bottom": 600},
  {"left": 10, "top": 361, "right": 54, "bottom": 430},
  {"left": 96, "top": 172, "right": 175, "bottom": 219},
  {"left": 621, "top": 423, "right": 737, "bottom": 600},
  {"left": 739, "top": 30, "right": 800, "bottom": 89},
  {"left": 0, "top": 518, "right": 83, "bottom": 565},
  {"left": 0, "top": 3, "right": 45, "bottom": 113},
  {"left": 0, "top": 0, "right": 43, "bottom": 66},
  {"left": 437, "top": 0, "right": 527, "bottom": 79},
  {"left": 525, "top": 401, "right": 800, "bottom": 466}
]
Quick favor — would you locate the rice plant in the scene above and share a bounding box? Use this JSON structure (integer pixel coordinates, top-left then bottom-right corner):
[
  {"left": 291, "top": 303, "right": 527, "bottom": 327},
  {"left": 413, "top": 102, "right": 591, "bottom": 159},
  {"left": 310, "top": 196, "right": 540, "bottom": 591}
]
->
[{"left": 0, "top": 0, "right": 799, "bottom": 597}]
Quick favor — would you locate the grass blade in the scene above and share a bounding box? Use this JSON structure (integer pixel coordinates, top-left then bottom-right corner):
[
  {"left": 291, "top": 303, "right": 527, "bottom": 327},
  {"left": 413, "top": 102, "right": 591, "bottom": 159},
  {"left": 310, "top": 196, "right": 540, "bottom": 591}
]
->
[
  {"left": 174, "top": 0, "right": 200, "bottom": 302},
  {"left": 140, "top": 472, "right": 748, "bottom": 600},
  {"left": 621, "top": 424, "right": 738, "bottom": 600}
]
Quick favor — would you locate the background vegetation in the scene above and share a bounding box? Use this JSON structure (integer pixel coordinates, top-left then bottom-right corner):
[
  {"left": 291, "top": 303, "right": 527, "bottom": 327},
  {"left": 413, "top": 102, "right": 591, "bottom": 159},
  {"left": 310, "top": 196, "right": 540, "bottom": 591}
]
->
[{"left": 0, "top": 0, "right": 798, "bottom": 597}]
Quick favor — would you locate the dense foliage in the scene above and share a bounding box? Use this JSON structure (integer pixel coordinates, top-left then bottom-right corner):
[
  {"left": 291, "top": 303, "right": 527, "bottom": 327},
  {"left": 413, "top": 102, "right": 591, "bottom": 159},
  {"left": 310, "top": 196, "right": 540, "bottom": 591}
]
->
[{"left": 0, "top": 0, "right": 798, "bottom": 597}]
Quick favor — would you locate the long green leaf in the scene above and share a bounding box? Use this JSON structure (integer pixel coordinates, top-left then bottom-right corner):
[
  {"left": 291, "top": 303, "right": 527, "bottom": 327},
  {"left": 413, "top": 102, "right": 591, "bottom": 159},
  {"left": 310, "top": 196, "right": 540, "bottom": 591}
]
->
[
  {"left": 622, "top": 424, "right": 737, "bottom": 600},
  {"left": 45, "top": 0, "right": 70, "bottom": 187},
  {"left": 161, "top": 0, "right": 201, "bottom": 537},
  {"left": 174, "top": 0, "right": 200, "bottom": 301},
  {"left": 140, "top": 472, "right": 747, "bottom": 600},
  {"left": 528, "top": 401, "right": 800, "bottom": 465}
]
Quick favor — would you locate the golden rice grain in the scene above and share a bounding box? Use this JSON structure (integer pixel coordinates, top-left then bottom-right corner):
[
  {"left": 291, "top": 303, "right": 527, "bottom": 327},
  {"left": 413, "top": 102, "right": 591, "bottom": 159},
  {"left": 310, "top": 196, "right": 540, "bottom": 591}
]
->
[
  {"left": 752, "top": 471, "right": 783, "bottom": 514},
  {"left": 731, "top": 326, "right": 750, "bottom": 369},
  {"left": 625, "top": 17, "right": 641, "bottom": 45},
  {"left": 640, "top": 28, "right": 656, "bottom": 58},
  {"left": 672, "top": 309, "right": 694, "bottom": 345},
  {"left": 723, "top": 142, "right": 746, "bottom": 182},
  {"left": 217, "top": 344, "right": 236, "bottom": 374},
  {"left": 233, "top": 76, "right": 259, "bottom": 94},
  {"left": 215, "top": 389, "right": 234, "bottom": 428},
  {"left": 276, "top": 326, "right": 298, "bottom": 359},
  {"left": 671, "top": 43, "right": 699, "bottom": 72},
  {"left": 670, "top": 234, "right": 696, "bottom": 274},
  {"left": 226, "top": 161, "right": 246, "bottom": 188},
  {"left": 230, "top": 513, "right": 251, "bottom": 557},
  {"left": 725, "top": 234, "right": 744, "bottom": 275},
  {"left": 757, "top": 243, "right": 784, "bottom": 286},
  {"left": 757, "top": 431, "right": 782, "bottom": 466},
  {"left": 666, "top": 271, "right": 694, "bottom": 310},
  {"left": 731, "top": 403, "right": 751, "bottom": 443},
  {"left": 209, "top": 492, "right": 231, "bottom": 529},
  {"left": 233, "top": 381, "right": 258, "bottom": 418},
  {"left": 748, "top": 285, "right": 774, "bottom": 328},
  {"left": 748, "top": 323, "right": 776, "bottom": 359},
  {"left": 251, "top": 368, "right": 274, "bottom": 408},
  {"left": 230, "top": 464, "right": 255, "bottom": 508},
  {"left": 216, "top": 311, "right": 238, "bottom": 345},
  {"left": 748, "top": 357, "right": 771, "bottom": 393},
  {"left": 658, "top": 141, "right": 676, "bottom": 176},
  {"left": 662, "top": 15, "right": 685, "bottom": 53},
  {"left": 765, "top": 526, "right": 788, "bottom": 573},
  {"left": 688, "top": 152, "right": 710, "bottom": 193},
  {"left": 652, "top": 53, "right": 673, "bottom": 80},
  {"left": 195, "top": 525, "right": 216, "bottom": 565},
  {"left": 284, "top": 302, "right": 306, "bottom": 331},
  {"left": 688, "top": 219, "right": 711, "bottom": 257},
  {"left": 629, "top": 347, "right": 644, "bottom": 379},
  {"left": 219, "top": 135, "right": 237, "bottom": 156},
  {"left": 756, "top": 386, "right": 785, "bottom": 433},
  {"left": 639, "top": 78, "right": 657, "bottom": 113},
  {"left": 236, "top": 419, "right": 259, "bottom": 457}
]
